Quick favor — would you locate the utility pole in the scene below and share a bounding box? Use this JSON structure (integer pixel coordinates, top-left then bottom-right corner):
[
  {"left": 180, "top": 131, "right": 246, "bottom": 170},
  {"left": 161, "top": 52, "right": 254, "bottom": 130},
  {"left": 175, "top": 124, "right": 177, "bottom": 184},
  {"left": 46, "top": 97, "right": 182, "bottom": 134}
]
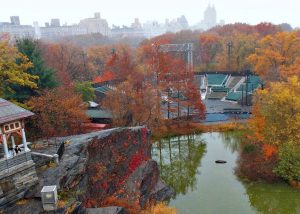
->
[
  {"left": 227, "top": 41, "right": 233, "bottom": 71},
  {"left": 241, "top": 85, "right": 244, "bottom": 107},
  {"left": 245, "top": 70, "right": 249, "bottom": 106}
]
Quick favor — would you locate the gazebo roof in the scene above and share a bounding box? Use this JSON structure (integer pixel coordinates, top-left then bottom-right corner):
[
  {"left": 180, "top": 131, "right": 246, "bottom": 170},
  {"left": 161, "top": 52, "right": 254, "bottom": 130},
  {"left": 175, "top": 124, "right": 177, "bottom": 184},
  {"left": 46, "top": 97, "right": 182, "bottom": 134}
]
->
[{"left": 0, "top": 98, "right": 34, "bottom": 125}]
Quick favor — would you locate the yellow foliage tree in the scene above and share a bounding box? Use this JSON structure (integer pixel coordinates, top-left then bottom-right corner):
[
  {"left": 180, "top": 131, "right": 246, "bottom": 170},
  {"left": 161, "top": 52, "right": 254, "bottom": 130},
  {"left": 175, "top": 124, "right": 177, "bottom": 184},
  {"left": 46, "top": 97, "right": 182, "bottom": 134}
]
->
[
  {"left": 280, "top": 57, "right": 300, "bottom": 79},
  {"left": 253, "top": 76, "right": 300, "bottom": 146},
  {"left": 216, "top": 33, "right": 258, "bottom": 71},
  {"left": 0, "top": 38, "right": 38, "bottom": 97}
]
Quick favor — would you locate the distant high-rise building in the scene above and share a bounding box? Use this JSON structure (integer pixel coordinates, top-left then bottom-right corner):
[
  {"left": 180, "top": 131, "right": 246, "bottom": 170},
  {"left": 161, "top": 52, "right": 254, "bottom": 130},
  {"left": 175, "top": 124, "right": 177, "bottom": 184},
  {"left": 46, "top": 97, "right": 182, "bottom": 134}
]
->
[
  {"left": 177, "top": 15, "right": 189, "bottom": 29},
  {"left": 40, "top": 24, "right": 87, "bottom": 40},
  {"left": 143, "top": 21, "right": 167, "bottom": 38},
  {"left": 51, "top": 19, "right": 60, "bottom": 27},
  {"left": 79, "top": 12, "right": 110, "bottom": 36},
  {"left": 131, "top": 18, "right": 142, "bottom": 29},
  {"left": 0, "top": 24, "right": 35, "bottom": 39},
  {"left": 10, "top": 16, "right": 20, "bottom": 25},
  {"left": 33, "top": 21, "right": 41, "bottom": 39},
  {"left": 203, "top": 4, "right": 217, "bottom": 30},
  {"left": 193, "top": 4, "right": 220, "bottom": 31},
  {"left": 164, "top": 15, "right": 189, "bottom": 33},
  {"left": 94, "top": 12, "right": 101, "bottom": 19}
]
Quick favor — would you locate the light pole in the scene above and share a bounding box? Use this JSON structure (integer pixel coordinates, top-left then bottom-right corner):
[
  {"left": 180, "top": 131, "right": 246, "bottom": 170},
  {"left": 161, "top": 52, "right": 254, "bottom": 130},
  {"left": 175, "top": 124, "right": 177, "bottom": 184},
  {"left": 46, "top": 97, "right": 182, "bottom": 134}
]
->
[{"left": 227, "top": 41, "right": 233, "bottom": 71}]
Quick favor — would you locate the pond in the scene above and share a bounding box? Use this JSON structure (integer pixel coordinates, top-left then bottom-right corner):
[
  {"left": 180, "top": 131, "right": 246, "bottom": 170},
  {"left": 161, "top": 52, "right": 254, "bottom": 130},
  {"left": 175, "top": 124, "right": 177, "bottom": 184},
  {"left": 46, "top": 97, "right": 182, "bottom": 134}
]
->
[{"left": 151, "top": 132, "right": 300, "bottom": 214}]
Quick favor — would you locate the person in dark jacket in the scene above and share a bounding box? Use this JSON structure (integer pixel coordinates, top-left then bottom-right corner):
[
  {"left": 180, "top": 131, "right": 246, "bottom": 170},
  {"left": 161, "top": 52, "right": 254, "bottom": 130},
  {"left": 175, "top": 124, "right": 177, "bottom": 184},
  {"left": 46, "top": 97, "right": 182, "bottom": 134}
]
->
[{"left": 14, "top": 145, "right": 21, "bottom": 154}]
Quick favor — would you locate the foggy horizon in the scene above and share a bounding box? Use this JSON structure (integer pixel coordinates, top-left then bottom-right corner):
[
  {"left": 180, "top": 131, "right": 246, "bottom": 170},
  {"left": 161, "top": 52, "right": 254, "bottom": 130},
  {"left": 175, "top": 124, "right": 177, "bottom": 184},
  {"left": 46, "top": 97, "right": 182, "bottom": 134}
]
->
[{"left": 1, "top": 0, "right": 299, "bottom": 28}]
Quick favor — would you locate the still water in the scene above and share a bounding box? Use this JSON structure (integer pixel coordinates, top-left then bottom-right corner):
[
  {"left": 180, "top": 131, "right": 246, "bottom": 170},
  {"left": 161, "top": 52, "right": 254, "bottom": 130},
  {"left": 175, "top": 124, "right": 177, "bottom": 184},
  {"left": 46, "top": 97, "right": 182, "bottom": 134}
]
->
[{"left": 152, "top": 132, "right": 300, "bottom": 214}]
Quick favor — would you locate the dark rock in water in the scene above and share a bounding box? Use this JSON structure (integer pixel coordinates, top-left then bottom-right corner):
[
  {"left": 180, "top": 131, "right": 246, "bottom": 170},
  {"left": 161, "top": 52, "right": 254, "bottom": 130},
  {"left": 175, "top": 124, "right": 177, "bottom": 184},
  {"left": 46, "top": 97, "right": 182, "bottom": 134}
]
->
[
  {"left": 77, "top": 206, "right": 128, "bottom": 214},
  {"left": 215, "top": 160, "right": 227, "bottom": 164}
]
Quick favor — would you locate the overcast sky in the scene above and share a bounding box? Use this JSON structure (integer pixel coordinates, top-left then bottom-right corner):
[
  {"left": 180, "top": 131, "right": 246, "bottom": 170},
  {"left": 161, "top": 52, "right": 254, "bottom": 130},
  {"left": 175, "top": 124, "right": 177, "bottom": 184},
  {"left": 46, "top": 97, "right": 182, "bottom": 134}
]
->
[{"left": 1, "top": 0, "right": 299, "bottom": 28}]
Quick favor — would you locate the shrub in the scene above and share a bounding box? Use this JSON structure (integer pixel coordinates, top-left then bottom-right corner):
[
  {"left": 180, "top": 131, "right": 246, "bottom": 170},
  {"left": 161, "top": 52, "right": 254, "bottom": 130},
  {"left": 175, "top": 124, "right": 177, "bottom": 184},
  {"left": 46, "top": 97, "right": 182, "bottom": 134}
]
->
[
  {"left": 142, "top": 203, "right": 179, "bottom": 214},
  {"left": 274, "top": 142, "right": 300, "bottom": 182},
  {"left": 236, "top": 143, "right": 280, "bottom": 182},
  {"left": 243, "top": 143, "right": 256, "bottom": 153}
]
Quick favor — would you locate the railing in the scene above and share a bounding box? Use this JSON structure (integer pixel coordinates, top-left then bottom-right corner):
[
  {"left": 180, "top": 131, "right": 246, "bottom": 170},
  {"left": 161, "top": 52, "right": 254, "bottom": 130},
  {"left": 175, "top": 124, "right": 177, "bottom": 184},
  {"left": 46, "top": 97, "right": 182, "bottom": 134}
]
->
[{"left": 0, "top": 152, "right": 32, "bottom": 172}]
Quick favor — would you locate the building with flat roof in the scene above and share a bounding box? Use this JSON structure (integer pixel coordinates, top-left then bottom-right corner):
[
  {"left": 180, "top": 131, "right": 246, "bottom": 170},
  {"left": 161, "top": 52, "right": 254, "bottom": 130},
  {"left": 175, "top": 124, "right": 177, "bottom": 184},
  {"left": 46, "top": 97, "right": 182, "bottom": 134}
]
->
[
  {"left": 79, "top": 12, "right": 110, "bottom": 36},
  {"left": 40, "top": 25, "right": 87, "bottom": 40},
  {"left": 10, "top": 16, "right": 20, "bottom": 25},
  {"left": 0, "top": 23, "right": 35, "bottom": 39},
  {"left": 51, "top": 18, "right": 60, "bottom": 27}
]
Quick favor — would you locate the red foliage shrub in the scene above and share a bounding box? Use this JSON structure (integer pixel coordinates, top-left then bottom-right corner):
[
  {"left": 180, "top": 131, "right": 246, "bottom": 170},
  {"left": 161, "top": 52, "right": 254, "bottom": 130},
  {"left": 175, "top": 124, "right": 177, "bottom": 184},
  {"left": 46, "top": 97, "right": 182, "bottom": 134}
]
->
[
  {"left": 129, "top": 153, "right": 145, "bottom": 172},
  {"left": 84, "top": 128, "right": 151, "bottom": 210},
  {"left": 263, "top": 144, "right": 278, "bottom": 160},
  {"left": 236, "top": 143, "right": 280, "bottom": 182}
]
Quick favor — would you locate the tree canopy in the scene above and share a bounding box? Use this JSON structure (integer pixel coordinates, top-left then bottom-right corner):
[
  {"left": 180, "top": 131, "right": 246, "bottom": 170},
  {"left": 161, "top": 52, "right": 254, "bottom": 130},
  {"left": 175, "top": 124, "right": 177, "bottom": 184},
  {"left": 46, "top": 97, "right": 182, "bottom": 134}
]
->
[{"left": 0, "top": 38, "right": 37, "bottom": 98}]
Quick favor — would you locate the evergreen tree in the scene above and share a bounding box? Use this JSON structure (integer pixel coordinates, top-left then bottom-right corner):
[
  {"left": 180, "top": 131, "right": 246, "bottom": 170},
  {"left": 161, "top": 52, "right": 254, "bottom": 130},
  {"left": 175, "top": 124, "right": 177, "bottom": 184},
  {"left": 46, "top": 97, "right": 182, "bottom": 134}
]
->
[{"left": 8, "top": 38, "right": 58, "bottom": 102}]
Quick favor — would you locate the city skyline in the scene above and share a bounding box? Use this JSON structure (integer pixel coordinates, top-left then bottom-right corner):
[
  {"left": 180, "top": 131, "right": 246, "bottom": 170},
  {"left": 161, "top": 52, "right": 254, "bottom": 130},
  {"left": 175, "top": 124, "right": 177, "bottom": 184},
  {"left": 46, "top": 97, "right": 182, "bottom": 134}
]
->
[{"left": 0, "top": 0, "right": 299, "bottom": 28}]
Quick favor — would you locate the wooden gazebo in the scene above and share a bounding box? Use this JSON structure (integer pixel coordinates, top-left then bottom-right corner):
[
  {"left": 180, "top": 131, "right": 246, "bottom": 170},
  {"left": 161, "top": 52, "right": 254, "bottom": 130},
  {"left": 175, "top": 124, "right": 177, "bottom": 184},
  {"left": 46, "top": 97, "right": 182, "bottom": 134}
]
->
[{"left": 0, "top": 98, "right": 34, "bottom": 159}]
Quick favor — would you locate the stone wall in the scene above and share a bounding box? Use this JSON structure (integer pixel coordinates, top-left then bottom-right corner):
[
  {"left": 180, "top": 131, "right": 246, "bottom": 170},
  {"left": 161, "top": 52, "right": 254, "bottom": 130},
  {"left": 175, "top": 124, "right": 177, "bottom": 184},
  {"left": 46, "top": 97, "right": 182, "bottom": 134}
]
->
[{"left": 0, "top": 158, "right": 38, "bottom": 209}]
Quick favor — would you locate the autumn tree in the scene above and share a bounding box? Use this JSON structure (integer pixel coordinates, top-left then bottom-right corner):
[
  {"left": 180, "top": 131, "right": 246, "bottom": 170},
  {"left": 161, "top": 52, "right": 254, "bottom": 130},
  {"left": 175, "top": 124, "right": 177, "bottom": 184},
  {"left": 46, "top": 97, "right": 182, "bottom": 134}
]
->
[
  {"left": 0, "top": 37, "right": 37, "bottom": 98},
  {"left": 27, "top": 87, "right": 89, "bottom": 139},
  {"left": 138, "top": 37, "right": 205, "bottom": 123},
  {"left": 208, "top": 23, "right": 281, "bottom": 38},
  {"left": 6, "top": 38, "right": 58, "bottom": 102},
  {"left": 102, "top": 79, "right": 160, "bottom": 127},
  {"left": 41, "top": 43, "right": 93, "bottom": 85},
  {"left": 87, "top": 45, "right": 114, "bottom": 75},
  {"left": 280, "top": 57, "right": 300, "bottom": 79},
  {"left": 75, "top": 81, "right": 96, "bottom": 102},
  {"left": 248, "top": 32, "right": 300, "bottom": 81},
  {"left": 104, "top": 45, "right": 136, "bottom": 81},
  {"left": 216, "top": 33, "right": 258, "bottom": 71},
  {"left": 252, "top": 76, "right": 300, "bottom": 147},
  {"left": 198, "top": 34, "right": 221, "bottom": 71}
]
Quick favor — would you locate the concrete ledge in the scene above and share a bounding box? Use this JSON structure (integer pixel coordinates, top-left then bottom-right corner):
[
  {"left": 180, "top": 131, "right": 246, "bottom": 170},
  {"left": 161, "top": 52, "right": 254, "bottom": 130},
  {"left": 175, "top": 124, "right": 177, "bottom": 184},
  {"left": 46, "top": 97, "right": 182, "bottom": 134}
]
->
[{"left": 0, "top": 160, "right": 35, "bottom": 180}]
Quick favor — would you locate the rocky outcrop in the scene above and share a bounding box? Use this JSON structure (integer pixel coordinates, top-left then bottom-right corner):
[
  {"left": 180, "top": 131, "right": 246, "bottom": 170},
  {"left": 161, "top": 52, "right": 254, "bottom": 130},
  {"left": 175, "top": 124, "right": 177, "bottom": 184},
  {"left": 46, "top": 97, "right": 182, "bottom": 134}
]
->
[
  {"left": 24, "top": 127, "right": 173, "bottom": 213},
  {"left": 123, "top": 160, "right": 174, "bottom": 208}
]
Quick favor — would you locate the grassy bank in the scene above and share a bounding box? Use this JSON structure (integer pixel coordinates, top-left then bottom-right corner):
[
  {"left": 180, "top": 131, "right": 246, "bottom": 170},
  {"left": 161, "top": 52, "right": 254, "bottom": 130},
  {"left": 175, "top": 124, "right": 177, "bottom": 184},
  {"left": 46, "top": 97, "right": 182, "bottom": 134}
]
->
[{"left": 152, "top": 120, "right": 246, "bottom": 140}]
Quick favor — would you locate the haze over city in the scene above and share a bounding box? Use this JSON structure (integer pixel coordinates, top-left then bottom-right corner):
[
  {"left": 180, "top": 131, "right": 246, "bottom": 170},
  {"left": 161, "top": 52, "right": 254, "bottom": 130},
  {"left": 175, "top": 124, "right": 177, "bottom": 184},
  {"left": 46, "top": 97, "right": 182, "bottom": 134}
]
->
[{"left": 1, "top": 0, "right": 299, "bottom": 27}]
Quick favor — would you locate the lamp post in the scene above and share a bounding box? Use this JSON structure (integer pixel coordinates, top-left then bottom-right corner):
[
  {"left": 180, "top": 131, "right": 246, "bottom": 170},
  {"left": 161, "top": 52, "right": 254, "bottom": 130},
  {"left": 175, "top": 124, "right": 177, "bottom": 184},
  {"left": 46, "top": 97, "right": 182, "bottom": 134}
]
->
[{"left": 227, "top": 41, "right": 233, "bottom": 71}]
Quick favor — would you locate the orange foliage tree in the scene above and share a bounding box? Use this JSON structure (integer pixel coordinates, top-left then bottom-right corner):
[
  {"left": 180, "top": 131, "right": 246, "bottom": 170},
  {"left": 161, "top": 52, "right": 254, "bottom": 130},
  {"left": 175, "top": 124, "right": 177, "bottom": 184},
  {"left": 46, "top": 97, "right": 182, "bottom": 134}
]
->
[
  {"left": 27, "top": 86, "right": 88, "bottom": 139},
  {"left": 248, "top": 32, "right": 300, "bottom": 81},
  {"left": 41, "top": 42, "right": 93, "bottom": 85},
  {"left": 198, "top": 34, "right": 221, "bottom": 71}
]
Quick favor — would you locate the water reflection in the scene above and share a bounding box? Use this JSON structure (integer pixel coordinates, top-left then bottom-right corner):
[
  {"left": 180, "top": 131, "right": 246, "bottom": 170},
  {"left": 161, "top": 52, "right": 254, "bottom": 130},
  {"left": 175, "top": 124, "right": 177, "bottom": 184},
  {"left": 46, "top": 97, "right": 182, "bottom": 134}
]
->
[
  {"left": 152, "top": 135, "right": 206, "bottom": 196},
  {"left": 153, "top": 132, "right": 300, "bottom": 214},
  {"left": 244, "top": 182, "right": 300, "bottom": 214},
  {"left": 220, "top": 131, "right": 243, "bottom": 153}
]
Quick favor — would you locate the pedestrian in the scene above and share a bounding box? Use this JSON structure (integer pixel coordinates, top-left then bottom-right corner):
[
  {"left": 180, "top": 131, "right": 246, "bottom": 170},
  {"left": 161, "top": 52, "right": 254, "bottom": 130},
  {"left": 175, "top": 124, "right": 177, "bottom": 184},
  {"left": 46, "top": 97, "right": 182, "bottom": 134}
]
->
[{"left": 14, "top": 145, "right": 21, "bottom": 154}]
